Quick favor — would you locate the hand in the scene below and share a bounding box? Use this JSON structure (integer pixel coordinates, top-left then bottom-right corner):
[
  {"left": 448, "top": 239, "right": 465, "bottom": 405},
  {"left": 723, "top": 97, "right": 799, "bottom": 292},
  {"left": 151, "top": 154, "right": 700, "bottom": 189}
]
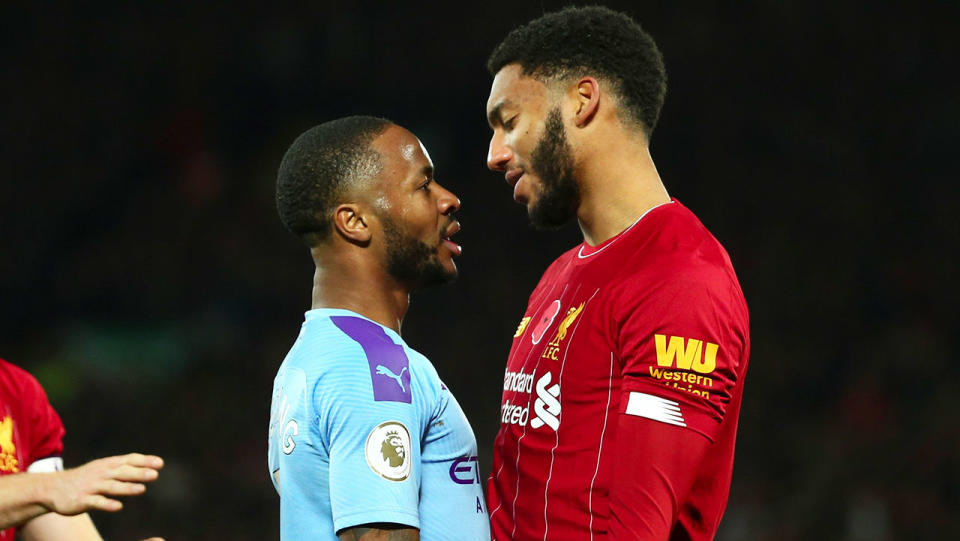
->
[{"left": 38, "top": 453, "right": 164, "bottom": 516}]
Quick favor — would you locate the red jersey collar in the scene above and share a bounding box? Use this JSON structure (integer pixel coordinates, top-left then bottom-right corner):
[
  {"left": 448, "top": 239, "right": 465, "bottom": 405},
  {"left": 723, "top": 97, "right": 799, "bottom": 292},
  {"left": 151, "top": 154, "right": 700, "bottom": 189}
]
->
[{"left": 576, "top": 200, "right": 675, "bottom": 259}]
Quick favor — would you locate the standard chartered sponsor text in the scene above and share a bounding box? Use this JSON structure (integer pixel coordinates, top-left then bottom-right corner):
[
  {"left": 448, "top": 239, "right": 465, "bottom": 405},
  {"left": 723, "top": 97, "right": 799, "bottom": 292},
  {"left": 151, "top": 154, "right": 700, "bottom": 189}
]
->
[{"left": 503, "top": 370, "right": 534, "bottom": 393}]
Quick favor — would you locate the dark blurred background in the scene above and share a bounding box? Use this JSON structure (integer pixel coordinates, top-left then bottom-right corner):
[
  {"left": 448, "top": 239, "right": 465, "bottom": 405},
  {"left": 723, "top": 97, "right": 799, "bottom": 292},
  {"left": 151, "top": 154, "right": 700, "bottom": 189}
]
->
[{"left": 1, "top": 1, "right": 957, "bottom": 539}]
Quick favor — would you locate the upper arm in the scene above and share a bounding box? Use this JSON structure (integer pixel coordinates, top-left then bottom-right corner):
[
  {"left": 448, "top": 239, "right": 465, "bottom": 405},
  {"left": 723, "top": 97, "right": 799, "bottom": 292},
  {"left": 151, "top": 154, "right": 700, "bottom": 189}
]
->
[
  {"left": 20, "top": 512, "right": 102, "bottom": 541},
  {"left": 319, "top": 371, "right": 424, "bottom": 532},
  {"left": 606, "top": 273, "right": 747, "bottom": 538},
  {"left": 23, "top": 372, "right": 66, "bottom": 466},
  {"left": 614, "top": 273, "right": 746, "bottom": 441}
]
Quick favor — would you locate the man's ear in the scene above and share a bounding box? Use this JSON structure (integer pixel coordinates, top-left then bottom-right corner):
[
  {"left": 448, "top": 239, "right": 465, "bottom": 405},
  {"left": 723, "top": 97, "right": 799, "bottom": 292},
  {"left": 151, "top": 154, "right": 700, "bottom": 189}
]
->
[
  {"left": 332, "top": 203, "right": 372, "bottom": 244},
  {"left": 573, "top": 76, "right": 601, "bottom": 128}
]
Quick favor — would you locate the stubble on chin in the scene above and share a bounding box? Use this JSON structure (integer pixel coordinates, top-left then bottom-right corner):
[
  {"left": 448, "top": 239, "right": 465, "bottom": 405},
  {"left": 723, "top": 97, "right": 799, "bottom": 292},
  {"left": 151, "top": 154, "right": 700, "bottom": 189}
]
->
[
  {"left": 381, "top": 218, "right": 455, "bottom": 289},
  {"left": 527, "top": 107, "right": 579, "bottom": 230}
]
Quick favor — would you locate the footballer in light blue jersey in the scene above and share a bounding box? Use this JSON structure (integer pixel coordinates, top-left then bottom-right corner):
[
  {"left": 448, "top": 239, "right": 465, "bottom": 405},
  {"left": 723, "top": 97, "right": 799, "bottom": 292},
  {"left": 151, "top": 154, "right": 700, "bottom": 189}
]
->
[
  {"left": 268, "top": 309, "right": 489, "bottom": 540},
  {"left": 271, "top": 117, "right": 478, "bottom": 539}
]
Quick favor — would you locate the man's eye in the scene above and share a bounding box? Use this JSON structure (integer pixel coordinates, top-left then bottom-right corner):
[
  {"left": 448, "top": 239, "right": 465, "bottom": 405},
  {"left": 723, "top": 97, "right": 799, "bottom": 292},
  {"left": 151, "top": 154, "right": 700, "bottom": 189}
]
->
[
  {"left": 504, "top": 116, "right": 517, "bottom": 130},
  {"left": 419, "top": 179, "right": 432, "bottom": 190}
]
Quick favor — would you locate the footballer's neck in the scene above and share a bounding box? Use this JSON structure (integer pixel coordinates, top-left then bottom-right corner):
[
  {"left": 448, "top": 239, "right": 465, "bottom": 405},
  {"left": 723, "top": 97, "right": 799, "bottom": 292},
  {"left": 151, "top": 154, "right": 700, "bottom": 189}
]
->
[
  {"left": 310, "top": 248, "right": 409, "bottom": 334},
  {"left": 575, "top": 136, "right": 670, "bottom": 246}
]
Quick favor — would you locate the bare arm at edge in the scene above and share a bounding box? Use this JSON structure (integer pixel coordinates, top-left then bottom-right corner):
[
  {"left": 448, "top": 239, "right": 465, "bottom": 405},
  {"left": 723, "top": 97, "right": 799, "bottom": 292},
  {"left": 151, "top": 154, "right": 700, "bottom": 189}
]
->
[{"left": 338, "top": 523, "right": 420, "bottom": 541}]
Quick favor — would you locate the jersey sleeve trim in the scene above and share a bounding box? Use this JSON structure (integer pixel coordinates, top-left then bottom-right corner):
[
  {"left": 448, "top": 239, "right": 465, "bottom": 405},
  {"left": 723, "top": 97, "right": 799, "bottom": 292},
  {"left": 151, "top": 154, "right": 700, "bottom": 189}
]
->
[
  {"left": 620, "top": 381, "right": 719, "bottom": 443},
  {"left": 27, "top": 456, "right": 63, "bottom": 473},
  {"left": 624, "top": 392, "right": 686, "bottom": 427}
]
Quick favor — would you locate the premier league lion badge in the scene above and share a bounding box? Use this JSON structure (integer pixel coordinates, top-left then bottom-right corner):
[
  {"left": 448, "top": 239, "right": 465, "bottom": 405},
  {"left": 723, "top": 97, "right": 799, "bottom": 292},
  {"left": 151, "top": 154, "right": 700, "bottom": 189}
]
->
[{"left": 365, "top": 421, "right": 412, "bottom": 481}]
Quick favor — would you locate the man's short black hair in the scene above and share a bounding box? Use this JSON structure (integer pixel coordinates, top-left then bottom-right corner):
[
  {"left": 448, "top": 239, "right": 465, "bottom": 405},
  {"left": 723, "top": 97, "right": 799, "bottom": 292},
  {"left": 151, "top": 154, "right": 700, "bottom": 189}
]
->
[
  {"left": 276, "top": 116, "right": 392, "bottom": 246},
  {"left": 487, "top": 6, "right": 666, "bottom": 137}
]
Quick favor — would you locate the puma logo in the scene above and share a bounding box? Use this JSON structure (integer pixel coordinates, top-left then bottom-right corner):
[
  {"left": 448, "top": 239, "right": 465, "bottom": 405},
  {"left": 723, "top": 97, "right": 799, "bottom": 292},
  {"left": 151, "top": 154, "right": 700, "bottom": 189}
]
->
[{"left": 376, "top": 365, "right": 408, "bottom": 392}]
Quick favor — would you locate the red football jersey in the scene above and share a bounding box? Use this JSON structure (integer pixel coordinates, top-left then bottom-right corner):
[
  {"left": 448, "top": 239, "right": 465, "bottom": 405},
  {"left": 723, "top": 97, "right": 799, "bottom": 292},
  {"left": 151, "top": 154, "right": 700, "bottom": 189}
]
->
[
  {"left": 487, "top": 200, "right": 750, "bottom": 541},
  {"left": 0, "top": 358, "right": 66, "bottom": 539}
]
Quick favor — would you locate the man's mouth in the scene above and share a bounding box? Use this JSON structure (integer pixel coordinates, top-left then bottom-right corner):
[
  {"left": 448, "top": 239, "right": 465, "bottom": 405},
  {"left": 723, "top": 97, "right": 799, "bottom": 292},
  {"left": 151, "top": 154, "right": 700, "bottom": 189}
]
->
[
  {"left": 441, "top": 221, "right": 462, "bottom": 256},
  {"left": 505, "top": 169, "right": 523, "bottom": 187}
]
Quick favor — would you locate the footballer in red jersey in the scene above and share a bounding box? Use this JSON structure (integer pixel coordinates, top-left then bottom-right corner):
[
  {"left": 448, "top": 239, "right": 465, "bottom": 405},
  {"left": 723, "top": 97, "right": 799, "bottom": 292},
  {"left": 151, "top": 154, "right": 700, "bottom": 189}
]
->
[
  {"left": 0, "top": 358, "right": 66, "bottom": 539},
  {"left": 484, "top": 7, "right": 750, "bottom": 540},
  {"left": 0, "top": 358, "right": 165, "bottom": 540}
]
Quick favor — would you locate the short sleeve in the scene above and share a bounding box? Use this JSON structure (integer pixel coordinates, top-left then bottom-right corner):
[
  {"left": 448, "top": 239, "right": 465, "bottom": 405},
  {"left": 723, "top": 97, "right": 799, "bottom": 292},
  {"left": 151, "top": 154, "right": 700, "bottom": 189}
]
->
[
  {"left": 317, "top": 373, "right": 423, "bottom": 532},
  {"left": 317, "top": 316, "right": 426, "bottom": 533},
  {"left": 613, "top": 273, "right": 747, "bottom": 442},
  {"left": 23, "top": 372, "right": 65, "bottom": 466}
]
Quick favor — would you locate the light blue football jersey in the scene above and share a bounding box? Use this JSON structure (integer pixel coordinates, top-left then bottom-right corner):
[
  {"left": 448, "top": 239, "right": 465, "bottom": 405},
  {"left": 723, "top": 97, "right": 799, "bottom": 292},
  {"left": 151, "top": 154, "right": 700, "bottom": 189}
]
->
[{"left": 268, "top": 308, "right": 489, "bottom": 540}]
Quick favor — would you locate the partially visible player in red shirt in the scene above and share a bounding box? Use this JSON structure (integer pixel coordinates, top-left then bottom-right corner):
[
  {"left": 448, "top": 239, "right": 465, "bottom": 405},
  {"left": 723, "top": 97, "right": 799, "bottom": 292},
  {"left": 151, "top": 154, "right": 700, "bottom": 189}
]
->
[
  {"left": 484, "top": 7, "right": 750, "bottom": 540},
  {"left": 0, "top": 358, "right": 165, "bottom": 540}
]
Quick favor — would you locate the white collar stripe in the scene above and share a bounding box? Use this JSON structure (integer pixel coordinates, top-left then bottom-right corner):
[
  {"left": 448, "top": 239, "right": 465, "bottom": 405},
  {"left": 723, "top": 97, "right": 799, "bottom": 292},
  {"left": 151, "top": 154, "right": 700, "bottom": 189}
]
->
[{"left": 576, "top": 201, "right": 674, "bottom": 259}]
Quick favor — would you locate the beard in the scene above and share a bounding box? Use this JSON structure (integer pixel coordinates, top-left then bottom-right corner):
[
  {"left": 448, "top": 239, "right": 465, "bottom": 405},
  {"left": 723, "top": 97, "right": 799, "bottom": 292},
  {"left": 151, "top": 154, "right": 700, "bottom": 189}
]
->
[
  {"left": 381, "top": 216, "right": 456, "bottom": 289},
  {"left": 527, "top": 106, "right": 579, "bottom": 230}
]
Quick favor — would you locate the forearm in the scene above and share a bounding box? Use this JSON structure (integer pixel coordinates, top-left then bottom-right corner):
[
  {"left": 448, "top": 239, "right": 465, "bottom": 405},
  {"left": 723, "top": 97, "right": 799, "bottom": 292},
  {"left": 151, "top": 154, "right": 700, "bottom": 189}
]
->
[
  {"left": 0, "top": 472, "right": 53, "bottom": 529},
  {"left": 21, "top": 512, "right": 103, "bottom": 541},
  {"left": 608, "top": 417, "right": 710, "bottom": 540}
]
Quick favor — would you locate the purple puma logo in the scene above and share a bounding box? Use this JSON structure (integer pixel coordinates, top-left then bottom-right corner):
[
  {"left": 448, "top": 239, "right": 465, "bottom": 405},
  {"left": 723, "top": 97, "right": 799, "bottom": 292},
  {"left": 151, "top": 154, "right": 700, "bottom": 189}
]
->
[
  {"left": 376, "top": 365, "right": 408, "bottom": 392},
  {"left": 331, "top": 316, "right": 412, "bottom": 403}
]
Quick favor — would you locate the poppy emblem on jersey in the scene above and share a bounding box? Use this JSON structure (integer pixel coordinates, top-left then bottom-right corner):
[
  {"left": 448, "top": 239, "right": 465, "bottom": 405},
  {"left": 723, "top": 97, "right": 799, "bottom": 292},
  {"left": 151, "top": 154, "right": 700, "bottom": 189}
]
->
[
  {"left": 530, "top": 300, "right": 562, "bottom": 345},
  {"left": 0, "top": 416, "right": 19, "bottom": 473},
  {"left": 365, "top": 421, "right": 412, "bottom": 481}
]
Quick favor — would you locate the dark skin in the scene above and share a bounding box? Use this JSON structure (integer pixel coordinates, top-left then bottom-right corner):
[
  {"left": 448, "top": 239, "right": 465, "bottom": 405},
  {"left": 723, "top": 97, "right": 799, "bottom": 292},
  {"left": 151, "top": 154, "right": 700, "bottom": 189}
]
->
[
  {"left": 316, "top": 125, "right": 460, "bottom": 540},
  {"left": 486, "top": 64, "right": 670, "bottom": 245},
  {"left": 309, "top": 124, "right": 461, "bottom": 334},
  {"left": 338, "top": 524, "right": 419, "bottom": 541}
]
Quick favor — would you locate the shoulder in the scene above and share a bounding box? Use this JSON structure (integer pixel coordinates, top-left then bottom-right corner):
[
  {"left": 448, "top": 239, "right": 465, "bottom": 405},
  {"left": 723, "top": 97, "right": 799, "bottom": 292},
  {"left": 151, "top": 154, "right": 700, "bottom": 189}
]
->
[
  {"left": 547, "top": 245, "right": 580, "bottom": 275},
  {"left": 626, "top": 203, "right": 739, "bottom": 287},
  {"left": 0, "top": 357, "right": 33, "bottom": 384},
  {"left": 604, "top": 204, "right": 748, "bottom": 329},
  {"left": 404, "top": 348, "right": 445, "bottom": 400},
  {"left": 643, "top": 201, "right": 726, "bottom": 257},
  {"left": 0, "top": 358, "right": 50, "bottom": 404},
  {"left": 284, "top": 314, "right": 374, "bottom": 372},
  {"left": 529, "top": 245, "right": 580, "bottom": 296},
  {"left": 404, "top": 346, "right": 439, "bottom": 378},
  {"left": 277, "top": 315, "right": 387, "bottom": 411},
  {"left": 296, "top": 313, "right": 441, "bottom": 406}
]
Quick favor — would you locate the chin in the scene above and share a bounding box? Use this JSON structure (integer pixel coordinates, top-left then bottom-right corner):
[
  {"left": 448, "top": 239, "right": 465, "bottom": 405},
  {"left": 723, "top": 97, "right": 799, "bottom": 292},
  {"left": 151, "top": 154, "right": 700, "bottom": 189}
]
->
[
  {"left": 436, "top": 259, "right": 459, "bottom": 283},
  {"left": 410, "top": 257, "right": 457, "bottom": 290},
  {"left": 528, "top": 203, "right": 575, "bottom": 230}
]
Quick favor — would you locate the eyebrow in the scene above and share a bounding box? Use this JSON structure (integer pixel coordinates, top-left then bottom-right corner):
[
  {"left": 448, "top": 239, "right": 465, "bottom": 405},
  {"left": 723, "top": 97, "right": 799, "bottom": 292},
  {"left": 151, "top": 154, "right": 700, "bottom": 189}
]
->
[
  {"left": 416, "top": 164, "right": 434, "bottom": 181},
  {"left": 487, "top": 100, "right": 510, "bottom": 129}
]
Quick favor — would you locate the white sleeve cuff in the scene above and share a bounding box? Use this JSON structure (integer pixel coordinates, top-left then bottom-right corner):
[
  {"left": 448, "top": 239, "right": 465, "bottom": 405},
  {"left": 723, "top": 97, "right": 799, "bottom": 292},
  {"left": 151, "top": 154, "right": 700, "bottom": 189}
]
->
[
  {"left": 624, "top": 391, "right": 687, "bottom": 427},
  {"left": 27, "top": 457, "right": 64, "bottom": 473}
]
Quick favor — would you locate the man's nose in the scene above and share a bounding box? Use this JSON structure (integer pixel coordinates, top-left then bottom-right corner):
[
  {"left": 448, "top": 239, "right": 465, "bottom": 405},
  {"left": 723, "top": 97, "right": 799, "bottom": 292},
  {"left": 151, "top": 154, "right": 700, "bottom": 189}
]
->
[
  {"left": 487, "top": 133, "right": 512, "bottom": 172},
  {"left": 437, "top": 185, "right": 461, "bottom": 216}
]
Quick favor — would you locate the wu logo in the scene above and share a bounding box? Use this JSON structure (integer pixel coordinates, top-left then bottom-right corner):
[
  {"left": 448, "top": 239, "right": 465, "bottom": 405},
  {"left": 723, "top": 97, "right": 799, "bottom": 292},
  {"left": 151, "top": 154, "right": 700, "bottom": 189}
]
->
[
  {"left": 530, "top": 372, "right": 561, "bottom": 431},
  {"left": 377, "top": 365, "right": 408, "bottom": 392},
  {"left": 655, "top": 334, "right": 719, "bottom": 374}
]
